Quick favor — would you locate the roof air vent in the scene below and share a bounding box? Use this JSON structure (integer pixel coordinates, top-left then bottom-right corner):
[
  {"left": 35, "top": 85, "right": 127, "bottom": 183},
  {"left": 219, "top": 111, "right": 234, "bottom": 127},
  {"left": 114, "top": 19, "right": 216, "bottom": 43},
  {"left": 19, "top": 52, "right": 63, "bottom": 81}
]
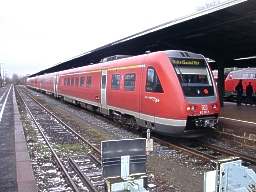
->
[
  {"left": 100, "top": 55, "right": 131, "bottom": 63},
  {"left": 180, "top": 52, "right": 186, "bottom": 57}
]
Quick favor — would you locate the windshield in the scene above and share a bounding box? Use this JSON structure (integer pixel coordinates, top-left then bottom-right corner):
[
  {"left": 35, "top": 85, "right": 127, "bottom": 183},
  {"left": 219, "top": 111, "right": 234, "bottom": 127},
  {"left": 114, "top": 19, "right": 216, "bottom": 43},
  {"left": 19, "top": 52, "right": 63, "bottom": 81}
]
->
[{"left": 170, "top": 58, "right": 214, "bottom": 97}]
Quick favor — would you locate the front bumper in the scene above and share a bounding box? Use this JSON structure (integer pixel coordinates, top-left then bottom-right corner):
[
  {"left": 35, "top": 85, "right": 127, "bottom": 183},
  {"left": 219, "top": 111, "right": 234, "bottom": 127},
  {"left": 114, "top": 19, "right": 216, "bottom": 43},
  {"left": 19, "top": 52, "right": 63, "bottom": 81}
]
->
[{"left": 186, "top": 114, "right": 219, "bottom": 130}]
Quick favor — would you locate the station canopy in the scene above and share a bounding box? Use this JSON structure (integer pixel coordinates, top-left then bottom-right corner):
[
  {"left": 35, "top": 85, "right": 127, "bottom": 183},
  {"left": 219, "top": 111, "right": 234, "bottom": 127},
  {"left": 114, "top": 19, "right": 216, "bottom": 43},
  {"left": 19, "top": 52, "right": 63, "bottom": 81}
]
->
[{"left": 31, "top": 0, "right": 256, "bottom": 77}]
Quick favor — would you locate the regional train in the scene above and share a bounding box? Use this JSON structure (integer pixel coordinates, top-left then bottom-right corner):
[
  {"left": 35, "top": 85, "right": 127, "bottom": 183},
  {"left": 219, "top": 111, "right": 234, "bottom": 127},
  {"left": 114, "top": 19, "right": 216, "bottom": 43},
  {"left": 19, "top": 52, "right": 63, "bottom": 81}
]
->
[
  {"left": 225, "top": 68, "right": 256, "bottom": 99},
  {"left": 27, "top": 50, "right": 221, "bottom": 137}
]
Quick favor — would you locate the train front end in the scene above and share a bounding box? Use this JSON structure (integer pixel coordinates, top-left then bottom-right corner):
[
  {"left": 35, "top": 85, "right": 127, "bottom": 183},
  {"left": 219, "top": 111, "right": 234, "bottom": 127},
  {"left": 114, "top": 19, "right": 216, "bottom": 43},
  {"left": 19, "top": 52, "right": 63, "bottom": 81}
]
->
[{"left": 169, "top": 51, "right": 220, "bottom": 136}]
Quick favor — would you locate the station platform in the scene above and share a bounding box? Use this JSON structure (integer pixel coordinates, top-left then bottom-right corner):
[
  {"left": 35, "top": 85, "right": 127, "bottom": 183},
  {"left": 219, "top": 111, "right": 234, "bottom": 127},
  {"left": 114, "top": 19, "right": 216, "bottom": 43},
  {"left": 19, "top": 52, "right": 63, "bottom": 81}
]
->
[
  {"left": 219, "top": 102, "right": 256, "bottom": 142},
  {"left": 0, "top": 85, "right": 37, "bottom": 192}
]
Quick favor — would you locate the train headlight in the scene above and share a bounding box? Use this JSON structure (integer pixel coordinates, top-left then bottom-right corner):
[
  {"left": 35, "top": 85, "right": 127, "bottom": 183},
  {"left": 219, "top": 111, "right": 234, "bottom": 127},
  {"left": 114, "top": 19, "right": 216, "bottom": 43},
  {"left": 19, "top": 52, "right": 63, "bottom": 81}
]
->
[
  {"left": 187, "top": 105, "right": 195, "bottom": 112},
  {"left": 212, "top": 104, "right": 217, "bottom": 110}
]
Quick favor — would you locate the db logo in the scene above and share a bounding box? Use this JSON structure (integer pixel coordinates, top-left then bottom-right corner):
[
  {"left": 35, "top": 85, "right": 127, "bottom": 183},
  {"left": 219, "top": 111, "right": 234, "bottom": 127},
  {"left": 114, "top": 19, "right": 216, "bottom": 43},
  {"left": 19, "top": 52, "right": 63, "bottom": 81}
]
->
[{"left": 201, "top": 104, "right": 208, "bottom": 111}]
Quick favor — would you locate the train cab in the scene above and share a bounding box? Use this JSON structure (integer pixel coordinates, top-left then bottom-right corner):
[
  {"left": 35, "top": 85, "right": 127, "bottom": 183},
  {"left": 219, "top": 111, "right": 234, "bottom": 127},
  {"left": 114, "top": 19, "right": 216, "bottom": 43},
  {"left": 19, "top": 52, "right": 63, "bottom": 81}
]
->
[{"left": 167, "top": 51, "right": 220, "bottom": 135}]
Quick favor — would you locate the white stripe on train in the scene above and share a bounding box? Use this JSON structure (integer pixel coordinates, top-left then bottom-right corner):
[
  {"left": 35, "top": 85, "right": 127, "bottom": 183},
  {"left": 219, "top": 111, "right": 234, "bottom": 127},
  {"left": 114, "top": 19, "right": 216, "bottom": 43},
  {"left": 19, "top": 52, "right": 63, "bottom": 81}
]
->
[{"left": 43, "top": 91, "right": 187, "bottom": 127}]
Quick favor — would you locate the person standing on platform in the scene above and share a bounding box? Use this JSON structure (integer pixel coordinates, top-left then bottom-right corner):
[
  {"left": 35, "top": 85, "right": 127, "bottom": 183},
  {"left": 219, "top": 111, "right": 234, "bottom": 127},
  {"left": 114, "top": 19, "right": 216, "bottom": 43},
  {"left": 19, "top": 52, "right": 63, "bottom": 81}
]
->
[
  {"left": 235, "top": 80, "right": 243, "bottom": 106},
  {"left": 246, "top": 82, "right": 253, "bottom": 105}
]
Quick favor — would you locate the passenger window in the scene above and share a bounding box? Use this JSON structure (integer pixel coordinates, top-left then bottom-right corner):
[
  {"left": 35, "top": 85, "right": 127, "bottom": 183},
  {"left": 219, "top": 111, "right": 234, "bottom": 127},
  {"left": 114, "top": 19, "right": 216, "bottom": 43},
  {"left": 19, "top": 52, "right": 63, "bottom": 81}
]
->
[
  {"left": 80, "top": 77, "right": 85, "bottom": 87},
  {"left": 124, "top": 73, "right": 136, "bottom": 91},
  {"left": 86, "top": 76, "right": 92, "bottom": 88},
  {"left": 146, "top": 67, "right": 163, "bottom": 93},
  {"left": 111, "top": 74, "right": 121, "bottom": 89},
  {"left": 242, "top": 74, "right": 248, "bottom": 79},
  {"left": 102, "top": 75, "right": 106, "bottom": 89}
]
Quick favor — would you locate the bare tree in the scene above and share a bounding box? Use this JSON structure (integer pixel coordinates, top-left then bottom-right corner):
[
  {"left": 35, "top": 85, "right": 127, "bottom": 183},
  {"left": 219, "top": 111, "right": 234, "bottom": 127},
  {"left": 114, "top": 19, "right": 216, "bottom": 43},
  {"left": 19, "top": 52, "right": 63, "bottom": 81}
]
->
[
  {"left": 11, "top": 73, "right": 27, "bottom": 85},
  {"left": 5, "top": 76, "right": 11, "bottom": 84},
  {"left": 12, "top": 73, "right": 19, "bottom": 84}
]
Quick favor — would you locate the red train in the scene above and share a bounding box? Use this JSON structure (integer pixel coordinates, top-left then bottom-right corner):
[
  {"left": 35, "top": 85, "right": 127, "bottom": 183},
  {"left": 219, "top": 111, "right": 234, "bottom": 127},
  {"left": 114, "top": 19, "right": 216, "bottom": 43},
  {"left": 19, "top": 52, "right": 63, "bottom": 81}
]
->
[
  {"left": 27, "top": 50, "right": 220, "bottom": 137},
  {"left": 225, "top": 68, "right": 256, "bottom": 98}
]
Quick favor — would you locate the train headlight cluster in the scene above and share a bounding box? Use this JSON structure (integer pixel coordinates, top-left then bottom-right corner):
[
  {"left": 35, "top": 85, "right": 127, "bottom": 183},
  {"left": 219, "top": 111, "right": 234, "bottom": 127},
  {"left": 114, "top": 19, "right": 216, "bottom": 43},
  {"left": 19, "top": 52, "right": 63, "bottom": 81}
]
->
[{"left": 186, "top": 105, "right": 196, "bottom": 112}]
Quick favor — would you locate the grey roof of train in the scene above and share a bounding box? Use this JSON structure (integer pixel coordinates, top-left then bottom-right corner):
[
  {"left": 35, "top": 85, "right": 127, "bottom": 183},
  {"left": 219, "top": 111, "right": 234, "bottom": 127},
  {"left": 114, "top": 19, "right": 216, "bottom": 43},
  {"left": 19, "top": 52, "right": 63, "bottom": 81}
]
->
[
  {"left": 30, "top": 0, "right": 256, "bottom": 77},
  {"left": 230, "top": 68, "right": 256, "bottom": 74}
]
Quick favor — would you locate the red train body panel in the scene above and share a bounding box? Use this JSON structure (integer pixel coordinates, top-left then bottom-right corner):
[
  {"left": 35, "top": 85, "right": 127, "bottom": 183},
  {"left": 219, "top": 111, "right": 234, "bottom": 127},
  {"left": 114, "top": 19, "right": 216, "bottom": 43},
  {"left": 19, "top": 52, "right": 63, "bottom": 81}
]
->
[
  {"left": 27, "top": 50, "right": 221, "bottom": 137},
  {"left": 225, "top": 68, "right": 256, "bottom": 97}
]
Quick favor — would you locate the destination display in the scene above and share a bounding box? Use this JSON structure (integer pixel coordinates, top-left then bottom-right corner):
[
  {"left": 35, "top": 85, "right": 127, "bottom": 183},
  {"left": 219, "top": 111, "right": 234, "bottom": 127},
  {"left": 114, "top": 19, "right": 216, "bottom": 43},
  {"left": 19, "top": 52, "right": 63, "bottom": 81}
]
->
[{"left": 171, "top": 58, "right": 205, "bottom": 65}]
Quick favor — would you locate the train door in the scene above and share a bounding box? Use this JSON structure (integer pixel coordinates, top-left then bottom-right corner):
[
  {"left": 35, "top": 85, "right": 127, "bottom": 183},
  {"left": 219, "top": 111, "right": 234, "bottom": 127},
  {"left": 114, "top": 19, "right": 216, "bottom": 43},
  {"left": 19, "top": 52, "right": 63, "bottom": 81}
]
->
[
  {"left": 54, "top": 74, "right": 59, "bottom": 97},
  {"left": 39, "top": 79, "right": 42, "bottom": 90},
  {"left": 53, "top": 76, "right": 56, "bottom": 95},
  {"left": 101, "top": 70, "right": 108, "bottom": 115},
  {"left": 140, "top": 66, "right": 155, "bottom": 128},
  {"left": 140, "top": 66, "right": 163, "bottom": 129}
]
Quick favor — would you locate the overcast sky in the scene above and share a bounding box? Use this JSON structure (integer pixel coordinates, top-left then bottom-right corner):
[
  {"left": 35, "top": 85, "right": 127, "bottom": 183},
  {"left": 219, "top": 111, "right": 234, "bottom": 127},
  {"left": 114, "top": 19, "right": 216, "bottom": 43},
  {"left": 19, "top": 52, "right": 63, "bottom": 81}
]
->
[{"left": 0, "top": 0, "right": 228, "bottom": 77}]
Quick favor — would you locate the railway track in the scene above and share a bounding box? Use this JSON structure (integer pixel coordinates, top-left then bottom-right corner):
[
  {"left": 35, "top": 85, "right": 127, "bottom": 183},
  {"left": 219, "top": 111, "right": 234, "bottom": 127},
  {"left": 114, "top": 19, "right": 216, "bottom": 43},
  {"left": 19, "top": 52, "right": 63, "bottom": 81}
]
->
[
  {"left": 213, "top": 130, "right": 256, "bottom": 148},
  {"left": 154, "top": 135, "right": 256, "bottom": 166},
  {"left": 202, "top": 142, "right": 256, "bottom": 165},
  {"left": 22, "top": 86, "right": 256, "bottom": 166},
  {"left": 20, "top": 86, "right": 256, "bottom": 190},
  {"left": 152, "top": 137, "right": 218, "bottom": 163},
  {"left": 0, "top": 85, "right": 13, "bottom": 122},
  {"left": 16, "top": 87, "right": 104, "bottom": 192}
]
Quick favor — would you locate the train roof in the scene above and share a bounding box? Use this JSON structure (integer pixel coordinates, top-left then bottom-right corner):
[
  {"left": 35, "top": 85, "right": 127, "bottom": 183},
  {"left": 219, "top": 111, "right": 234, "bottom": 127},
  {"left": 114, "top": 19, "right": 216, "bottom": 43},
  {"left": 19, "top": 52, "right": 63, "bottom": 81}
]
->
[
  {"left": 229, "top": 68, "right": 256, "bottom": 74},
  {"left": 164, "top": 50, "right": 204, "bottom": 59},
  {"left": 27, "top": 50, "right": 209, "bottom": 79}
]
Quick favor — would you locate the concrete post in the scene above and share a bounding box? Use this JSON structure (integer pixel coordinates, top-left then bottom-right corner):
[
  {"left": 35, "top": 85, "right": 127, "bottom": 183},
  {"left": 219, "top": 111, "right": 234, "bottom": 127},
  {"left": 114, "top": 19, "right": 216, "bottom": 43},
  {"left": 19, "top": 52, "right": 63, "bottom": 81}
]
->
[{"left": 217, "top": 62, "right": 225, "bottom": 107}]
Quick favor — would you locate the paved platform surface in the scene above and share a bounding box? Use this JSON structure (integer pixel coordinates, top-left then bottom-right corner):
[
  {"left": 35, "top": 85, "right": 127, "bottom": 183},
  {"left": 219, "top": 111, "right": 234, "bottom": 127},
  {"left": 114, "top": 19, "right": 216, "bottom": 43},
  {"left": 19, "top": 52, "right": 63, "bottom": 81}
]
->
[
  {"left": 219, "top": 102, "right": 256, "bottom": 140},
  {"left": 0, "top": 85, "right": 37, "bottom": 192}
]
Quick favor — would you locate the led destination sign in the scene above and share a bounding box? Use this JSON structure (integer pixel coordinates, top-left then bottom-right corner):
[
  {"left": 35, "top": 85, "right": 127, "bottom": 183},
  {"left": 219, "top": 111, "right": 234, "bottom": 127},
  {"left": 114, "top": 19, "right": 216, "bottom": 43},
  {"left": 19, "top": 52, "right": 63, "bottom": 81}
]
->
[{"left": 171, "top": 58, "right": 205, "bottom": 65}]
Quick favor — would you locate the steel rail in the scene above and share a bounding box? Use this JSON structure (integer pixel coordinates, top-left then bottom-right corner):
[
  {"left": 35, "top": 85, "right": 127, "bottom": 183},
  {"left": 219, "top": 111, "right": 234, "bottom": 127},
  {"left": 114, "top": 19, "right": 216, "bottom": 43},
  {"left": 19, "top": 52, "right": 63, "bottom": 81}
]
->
[
  {"left": 69, "top": 157, "right": 99, "bottom": 192},
  {"left": 25, "top": 87, "right": 253, "bottom": 166},
  {"left": 152, "top": 137, "right": 218, "bottom": 162},
  {"left": 214, "top": 130, "right": 256, "bottom": 148},
  {"left": 21, "top": 87, "right": 101, "bottom": 156},
  {"left": 155, "top": 133, "right": 256, "bottom": 165},
  {"left": 203, "top": 143, "right": 256, "bottom": 165},
  {"left": 16, "top": 87, "right": 80, "bottom": 192},
  {"left": 0, "top": 86, "right": 9, "bottom": 103},
  {"left": 88, "top": 153, "right": 102, "bottom": 167}
]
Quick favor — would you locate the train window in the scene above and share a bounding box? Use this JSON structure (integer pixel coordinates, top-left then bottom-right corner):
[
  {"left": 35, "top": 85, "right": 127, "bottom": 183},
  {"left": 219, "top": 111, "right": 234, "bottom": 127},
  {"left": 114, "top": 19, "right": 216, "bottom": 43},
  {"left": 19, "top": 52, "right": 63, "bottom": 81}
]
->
[
  {"left": 64, "top": 78, "right": 67, "bottom": 85},
  {"left": 172, "top": 58, "right": 214, "bottom": 97},
  {"left": 146, "top": 67, "right": 163, "bottom": 93},
  {"left": 242, "top": 73, "right": 249, "bottom": 79},
  {"left": 124, "top": 73, "right": 136, "bottom": 91},
  {"left": 80, "top": 77, "right": 85, "bottom": 87},
  {"left": 75, "top": 77, "right": 79, "bottom": 86},
  {"left": 102, "top": 75, "right": 106, "bottom": 89},
  {"left": 111, "top": 74, "right": 121, "bottom": 89},
  {"left": 86, "top": 76, "right": 92, "bottom": 88}
]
